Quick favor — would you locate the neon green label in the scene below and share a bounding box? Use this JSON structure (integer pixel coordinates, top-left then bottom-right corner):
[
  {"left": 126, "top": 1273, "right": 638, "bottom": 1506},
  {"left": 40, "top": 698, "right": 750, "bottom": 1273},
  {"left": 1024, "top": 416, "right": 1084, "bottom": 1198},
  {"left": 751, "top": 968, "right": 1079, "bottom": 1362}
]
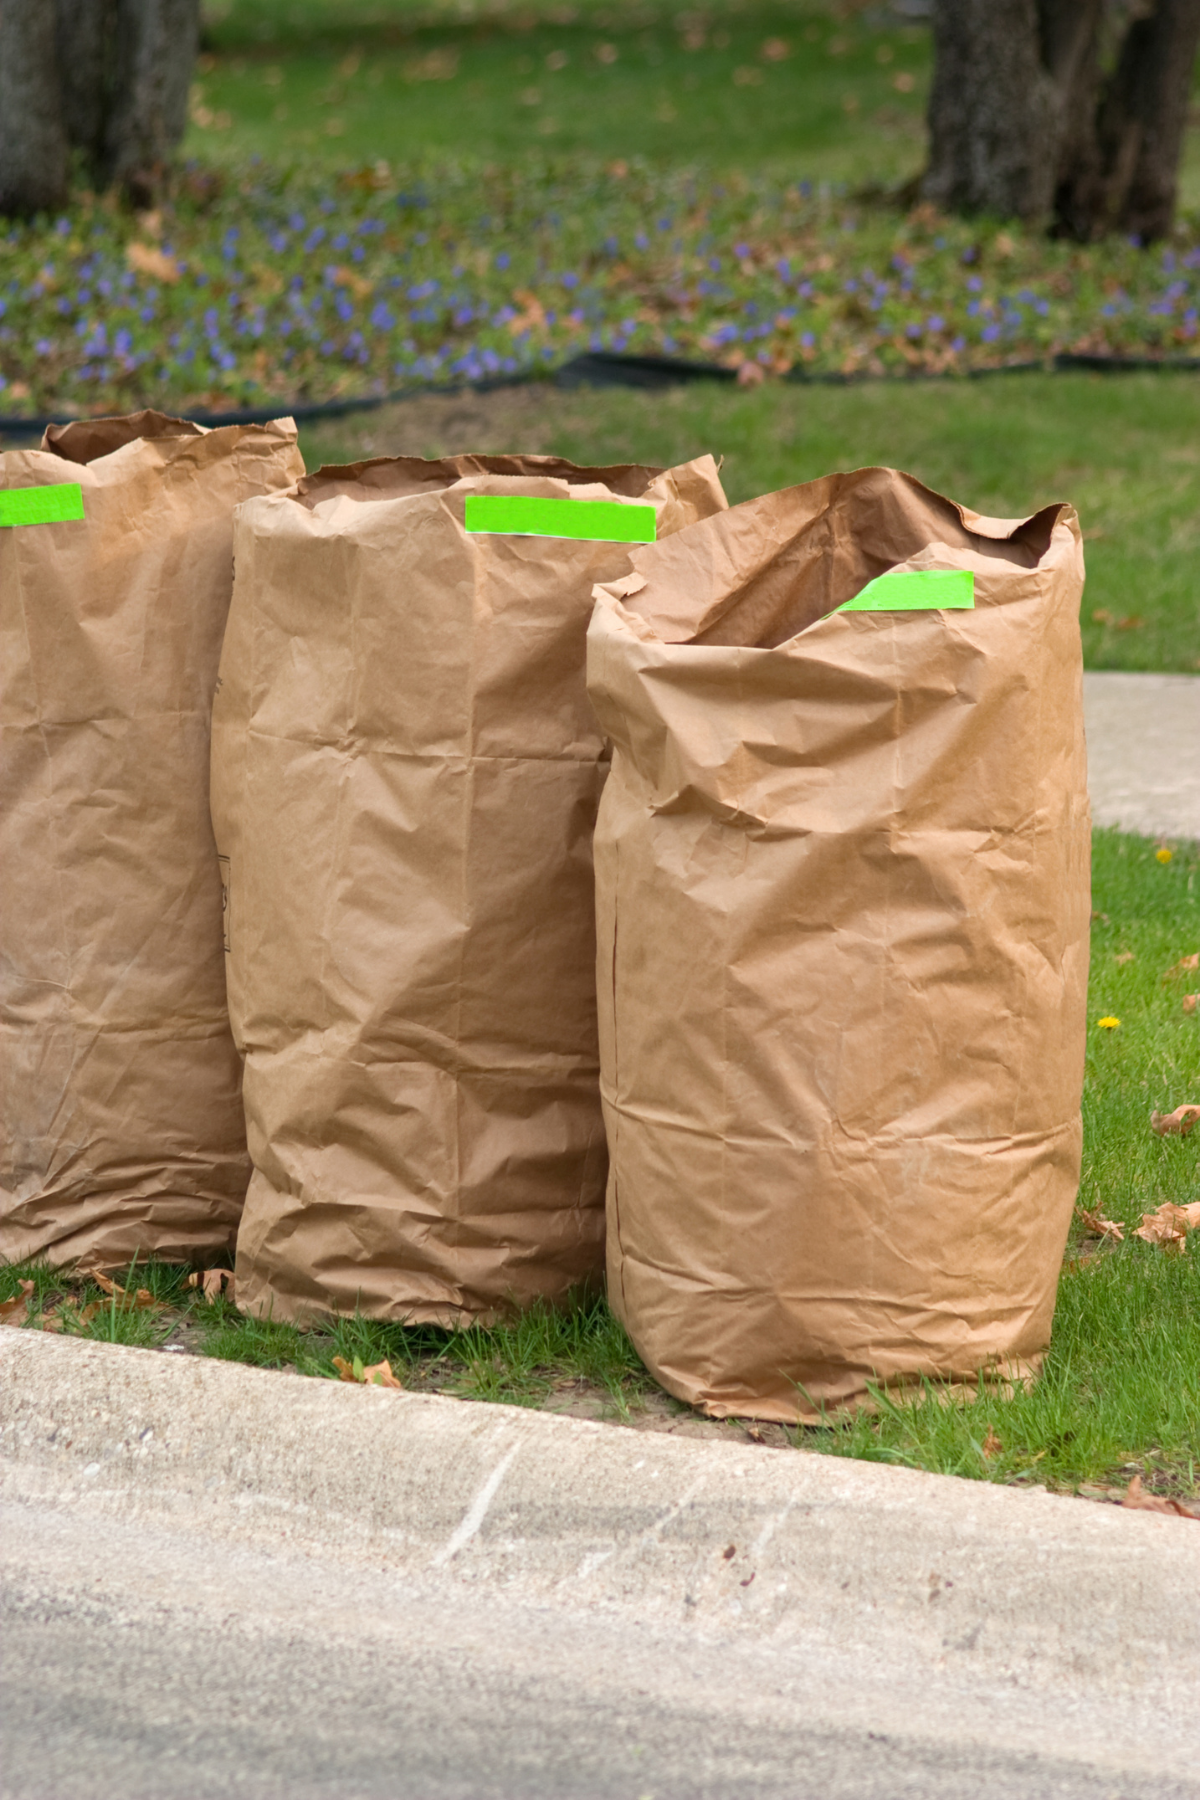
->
[
  {"left": 465, "top": 494, "right": 656, "bottom": 544},
  {"left": 838, "top": 569, "right": 974, "bottom": 613},
  {"left": 0, "top": 483, "right": 85, "bottom": 528}
]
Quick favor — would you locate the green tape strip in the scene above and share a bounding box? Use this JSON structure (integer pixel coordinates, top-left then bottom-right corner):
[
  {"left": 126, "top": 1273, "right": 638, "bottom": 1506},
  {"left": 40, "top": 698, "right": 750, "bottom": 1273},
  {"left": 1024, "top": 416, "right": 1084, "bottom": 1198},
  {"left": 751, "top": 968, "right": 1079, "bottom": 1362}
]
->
[
  {"left": 838, "top": 568, "right": 974, "bottom": 613},
  {"left": 0, "top": 483, "right": 85, "bottom": 528},
  {"left": 465, "top": 494, "right": 656, "bottom": 544}
]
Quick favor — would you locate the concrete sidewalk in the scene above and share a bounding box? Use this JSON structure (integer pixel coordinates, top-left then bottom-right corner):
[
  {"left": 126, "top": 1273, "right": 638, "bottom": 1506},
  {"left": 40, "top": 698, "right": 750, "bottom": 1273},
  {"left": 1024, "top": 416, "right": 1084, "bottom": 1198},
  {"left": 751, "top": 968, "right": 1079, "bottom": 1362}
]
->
[
  {"left": 2, "top": 1332, "right": 1198, "bottom": 1797},
  {"left": 1084, "top": 672, "right": 1199, "bottom": 840}
]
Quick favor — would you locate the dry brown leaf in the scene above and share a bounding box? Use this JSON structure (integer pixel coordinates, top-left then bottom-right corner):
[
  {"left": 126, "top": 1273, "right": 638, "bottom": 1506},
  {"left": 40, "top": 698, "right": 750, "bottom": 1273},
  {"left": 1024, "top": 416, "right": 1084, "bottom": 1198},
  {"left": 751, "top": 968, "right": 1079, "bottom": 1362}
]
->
[
  {"left": 1184, "top": 995, "right": 1198, "bottom": 1016},
  {"left": 332, "top": 1354, "right": 402, "bottom": 1388},
  {"left": 187, "top": 1268, "right": 235, "bottom": 1303},
  {"left": 981, "top": 1427, "right": 1003, "bottom": 1459},
  {"left": 329, "top": 264, "right": 373, "bottom": 300},
  {"left": 1114, "top": 950, "right": 1135, "bottom": 965},
  {"left": 362, "top": 1359, "right": 403, "bottom": 1388},
  {"left": 1150, "top": 1105, "right": 1200, "bottom": 1137},
  {"left": 1163, "top": 952, "right": 1200, "bottom": 981},
  {"left": 1122, "top": 1475, "right": 1198, "bottom": 1519},
  {"left": 1133, "top": 1201, "right": 1200, "bottom": 1253},
  {"left": 126, "top": 240, "right": 182, "bottom": 283},
  {"left": 0, "top": 1280, "right": 34, "bottom": 1327},
  {"left": 85, "top": 1271, "right": 163, "bottom": 1310},
  {"left": 1076, "top": 1205, "right": 1125, "bottom": 1241}
]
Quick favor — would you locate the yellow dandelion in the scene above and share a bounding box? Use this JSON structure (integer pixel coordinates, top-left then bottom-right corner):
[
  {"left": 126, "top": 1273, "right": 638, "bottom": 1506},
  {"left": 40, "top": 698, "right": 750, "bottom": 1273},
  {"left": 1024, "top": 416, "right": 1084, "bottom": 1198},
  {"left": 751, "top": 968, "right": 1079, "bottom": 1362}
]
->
[
  {"left": 1156, "top": 846, "right": 1174, "bottom": 863},
  {"left": 1097, "top": 1016, "right": 1120, "bottom": 1029}
]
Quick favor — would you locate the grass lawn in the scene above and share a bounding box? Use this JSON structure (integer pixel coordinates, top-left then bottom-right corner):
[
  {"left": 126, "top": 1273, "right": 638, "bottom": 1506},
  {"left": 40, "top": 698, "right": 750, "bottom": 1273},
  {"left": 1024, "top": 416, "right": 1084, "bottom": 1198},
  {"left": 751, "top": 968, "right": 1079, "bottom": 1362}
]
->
[
  {"left": 298, "top": 370, "right": 1200, "bottom": 674},
  {"left": 195, "top": 0, "right": 931, "bottom": 183},
  {"left": 5, "top": 827, "right": 1198, "bottom": 1503}
]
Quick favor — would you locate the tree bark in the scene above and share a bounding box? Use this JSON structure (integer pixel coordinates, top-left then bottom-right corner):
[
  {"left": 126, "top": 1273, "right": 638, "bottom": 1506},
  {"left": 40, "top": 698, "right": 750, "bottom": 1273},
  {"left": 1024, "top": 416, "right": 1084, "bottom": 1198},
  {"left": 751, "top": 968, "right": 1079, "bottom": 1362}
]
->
[
  {"left": 923, "top": 0, "right": 1200, "bottom": 241},
  {"left": 0, "top": 1, "right": 70, "bottom": 218},
  {"left": 55, "top": 0, "right": 118, "bottom": 182},
  {"left": 104, "top": 0, "right": 199, "bottom": 205},
  {"left": 1084, "top": 0, "right": 1200, "bottom": 241},
  {"left": 923, "top": 0, "right": 1063, "bottom": 221}
]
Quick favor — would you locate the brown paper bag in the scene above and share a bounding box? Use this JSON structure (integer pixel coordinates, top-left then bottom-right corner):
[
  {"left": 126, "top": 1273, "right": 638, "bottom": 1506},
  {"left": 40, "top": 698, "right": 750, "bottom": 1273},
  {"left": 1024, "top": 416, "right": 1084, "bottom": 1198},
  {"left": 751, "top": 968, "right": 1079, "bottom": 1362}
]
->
[
  {"left": 587, "top": 467, "right": 1090, "bottom": 1422},
  {"left": 0, "top": 411, "right": 304, "bottom": 1269},
  {"left": 212, "top": 452, "right": 727, "bottom": 1324}
]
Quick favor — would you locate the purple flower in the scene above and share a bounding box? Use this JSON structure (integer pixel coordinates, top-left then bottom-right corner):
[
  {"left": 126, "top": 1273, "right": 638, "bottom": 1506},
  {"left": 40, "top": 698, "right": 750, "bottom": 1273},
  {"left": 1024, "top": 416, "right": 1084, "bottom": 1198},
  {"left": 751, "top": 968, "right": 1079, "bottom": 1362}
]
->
[{"left": 371, "top": 302, "right": 396, "bottom": 330}]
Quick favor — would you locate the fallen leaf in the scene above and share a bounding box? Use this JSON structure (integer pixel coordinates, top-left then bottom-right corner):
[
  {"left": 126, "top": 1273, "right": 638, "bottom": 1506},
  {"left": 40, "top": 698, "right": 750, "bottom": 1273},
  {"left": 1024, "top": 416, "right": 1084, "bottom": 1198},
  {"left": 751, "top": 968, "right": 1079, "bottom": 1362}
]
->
[
  {"left": 1114, "top": 950, "right": 1135, "bottom": 965},
  {"left": 0, "top": 1280, "right": 35, "bottom": 1327},
  {"left": 1150, "top": 1105, "right": 1200, "bottom": 1137},
  {"left": 1076, "top": 1205, "right": 1124, "bottom": 1241},
  {"left": 188, "top": 1268, "right": 235, "bottom": 1303},
  {"left": 981, "top": 1427, "right": 1003, "bottom": 1459},
  {"left": 1164, "top": 952, "right": 1200, "bottom": 981},
  {"left": 736, "top": 360, "right": 766, "bottom": 387},
  {"left": 126, "top": 240, "right": 181, "bottom": 283},
  {"left": 1133, "top": 1201, "right": 1200, "bottom": 1253},
  {"left": 760, "top": 37, "right": 790, "bottom": 60},
  {"left": 1122, "top": 1475, "right": 1198, "bottom": 1519},
  {"left": 332, "top": 1354, "right": 402, "bottom": 1388},
  {"left": 363, "top": 1359, "right": 403, "bottom": 1388},
  {"left": 84, "top": 1271, "right": 163, "bottom": 1310},
  {"left": 1092, "top": 608, "right": 1114, "bottom": 625},
  {"left": 1184, "top": 995, "right": 1198, "bottom": 1015}
]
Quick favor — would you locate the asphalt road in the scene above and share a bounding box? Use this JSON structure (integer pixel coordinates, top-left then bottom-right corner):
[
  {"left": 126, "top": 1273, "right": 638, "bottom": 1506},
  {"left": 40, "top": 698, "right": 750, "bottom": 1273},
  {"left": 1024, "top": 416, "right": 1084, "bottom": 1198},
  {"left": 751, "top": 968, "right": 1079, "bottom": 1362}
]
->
[{"left": 3, "top": 1497, "right": 1194, "bottom": 1800}]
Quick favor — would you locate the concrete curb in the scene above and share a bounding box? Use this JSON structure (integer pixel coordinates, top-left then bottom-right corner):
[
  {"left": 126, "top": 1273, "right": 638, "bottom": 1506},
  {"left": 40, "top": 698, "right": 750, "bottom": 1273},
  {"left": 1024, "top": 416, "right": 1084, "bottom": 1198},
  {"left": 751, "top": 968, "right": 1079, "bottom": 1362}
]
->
[{"left": 3, "top": 1331, "right": 1198, "bottom": 1712}]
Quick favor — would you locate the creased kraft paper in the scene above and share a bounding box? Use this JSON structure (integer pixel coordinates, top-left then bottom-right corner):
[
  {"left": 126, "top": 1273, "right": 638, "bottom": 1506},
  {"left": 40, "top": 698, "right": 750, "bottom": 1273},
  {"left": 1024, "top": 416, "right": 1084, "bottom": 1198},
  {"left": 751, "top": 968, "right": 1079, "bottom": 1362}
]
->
[
  {"left": 212, "top": 451, "right": 727, "bottom": 1324},
  {"left": 587, "top": 466, "right": 1090, "bottom": 1422},
  {"left": 1, "top": 411, "right": 304, "bottom": 1268}
]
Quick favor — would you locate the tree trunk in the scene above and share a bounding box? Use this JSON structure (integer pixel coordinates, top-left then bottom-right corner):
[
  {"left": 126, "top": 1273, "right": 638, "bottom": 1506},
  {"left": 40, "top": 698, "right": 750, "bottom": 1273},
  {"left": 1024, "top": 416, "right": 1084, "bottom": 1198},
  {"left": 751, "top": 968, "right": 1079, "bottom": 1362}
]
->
[
  {"left": 103, "top": 0, "right": 199, "bottom": 206},
  {"left": 55, "top": 0, "right": 118, "bottom": 184},
  {"left": 923, "top": 0, "right": 1064, "bottom": 221},
  {"left": 923, "top": 0, "right": 1200, "bottom": 241},
  {"left": 1061, "top": 0, "right": 1200, "bottom": 241},
  {"left": 0, "top": 1, "right": 70, "bottom": 218}
]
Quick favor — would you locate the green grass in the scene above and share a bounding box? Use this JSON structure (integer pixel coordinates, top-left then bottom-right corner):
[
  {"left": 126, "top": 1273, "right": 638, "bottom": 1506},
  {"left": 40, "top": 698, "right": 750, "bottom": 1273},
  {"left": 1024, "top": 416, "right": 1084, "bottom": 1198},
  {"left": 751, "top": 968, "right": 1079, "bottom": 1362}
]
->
[
  {"left": 5, "top": 828, "right": 1197, "bottom": 1496},
  {"left": 192, "top": 0, "right": 930, "bottom": 184},
  {"left": 300, "top": 370, "right": 1200, "bottom": 673}
]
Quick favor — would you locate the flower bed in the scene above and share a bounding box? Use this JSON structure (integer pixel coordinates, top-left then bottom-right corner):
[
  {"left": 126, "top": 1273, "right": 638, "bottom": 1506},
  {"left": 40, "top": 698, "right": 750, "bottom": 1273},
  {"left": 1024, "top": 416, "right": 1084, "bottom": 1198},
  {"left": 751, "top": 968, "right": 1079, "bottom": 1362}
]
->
[{"left": 4, "top": 157, "right": 1200, "bottom": 418}]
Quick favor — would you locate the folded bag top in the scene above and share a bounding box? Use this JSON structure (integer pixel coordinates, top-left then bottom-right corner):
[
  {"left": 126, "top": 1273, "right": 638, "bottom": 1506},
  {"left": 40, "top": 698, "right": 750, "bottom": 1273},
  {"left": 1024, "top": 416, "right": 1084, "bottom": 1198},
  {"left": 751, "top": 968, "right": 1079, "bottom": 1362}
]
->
[
  {"left": 587, "top": 466, "right": 1089, "bottom": 1424},
  {"left": 212, "top": 450, "right": 727, "bottom": 1327}
]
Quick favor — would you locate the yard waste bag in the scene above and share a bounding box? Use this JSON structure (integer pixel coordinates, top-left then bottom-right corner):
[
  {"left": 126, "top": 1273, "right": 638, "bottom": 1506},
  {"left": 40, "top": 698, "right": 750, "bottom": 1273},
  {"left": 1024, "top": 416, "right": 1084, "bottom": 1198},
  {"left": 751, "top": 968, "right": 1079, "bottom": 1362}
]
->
[
  {"left": 587, "top": 467, "right": 1090, "bottom": 1422},
  {"left": 211, "top": 451, "right": 728, "bottom": 1324},
  {"left": 0, "top": 411, "right": 304, "bottom": 1269}
]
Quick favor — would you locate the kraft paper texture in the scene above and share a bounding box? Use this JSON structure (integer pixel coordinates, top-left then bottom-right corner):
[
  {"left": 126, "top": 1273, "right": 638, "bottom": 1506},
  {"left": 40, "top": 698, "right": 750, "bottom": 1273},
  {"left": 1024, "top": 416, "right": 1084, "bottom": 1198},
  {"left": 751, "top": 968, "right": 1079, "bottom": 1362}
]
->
[
  {"left": 1, "top": 410, "right": 304, "bottom": 1269},
  {"left": 211, "top": 451, "right": 727, "bottom": 1324},
  {"left": 587, "top": 467, "right": 1091, "bottom": 1422}
]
